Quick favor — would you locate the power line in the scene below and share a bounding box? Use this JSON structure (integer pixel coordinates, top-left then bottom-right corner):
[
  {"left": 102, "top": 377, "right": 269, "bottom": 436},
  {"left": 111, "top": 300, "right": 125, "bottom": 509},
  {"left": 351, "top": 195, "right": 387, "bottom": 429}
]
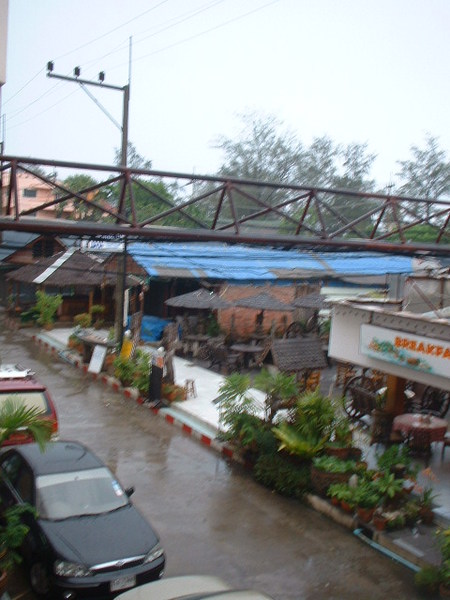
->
[
  {"left": 4, "top": 0, "right": 277, "bottom": 122},
  {"left": 5, "top": 87, "right": 80, "bottom": 132},
  {"left": 2, "top": 68, "right": 44, "bottom": 108},
  {"left": 52, "top": 0, "right": 171, "bottom": 63},
  {"left": 80, "top": 0, "right": 228, "bottom": 74},
  {"left": 112, "top": 0, "right": 281, "bottom": 70}
]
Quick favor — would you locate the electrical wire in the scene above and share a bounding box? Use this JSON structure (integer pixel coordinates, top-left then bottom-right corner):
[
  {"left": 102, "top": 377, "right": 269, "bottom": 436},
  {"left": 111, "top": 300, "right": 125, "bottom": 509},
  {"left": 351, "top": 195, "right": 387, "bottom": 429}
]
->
[
  {"left": 79, "top": 0, "right": 228, "bottom": 74},
  {"left": 113, "top": 0, "right": 281, "bottom": 69},
  {"left": 4, "top": 0, "right": 278, "bottom": 126},
  {"left": 5, "top": 87, "right": 80, "bottom": 132},
  {"left": 52, "top": 0, "right": 171, "bottom": 63}
]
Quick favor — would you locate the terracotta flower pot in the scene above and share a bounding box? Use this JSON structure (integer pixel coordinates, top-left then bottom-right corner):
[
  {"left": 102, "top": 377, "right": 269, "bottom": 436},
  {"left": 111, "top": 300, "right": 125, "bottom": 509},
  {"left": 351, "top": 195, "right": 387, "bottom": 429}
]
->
[
  {"left": 340, "top": 500, "right": 354, "bottom": 514},
  {"left": 357, "top": 506, "right": 376, "bottom": 523},
  {"left": 419, "top": 507, "right": 434, "bottom": 525},
  {"left": 373, "top": 513, "right": 387, "bottom": 531}
]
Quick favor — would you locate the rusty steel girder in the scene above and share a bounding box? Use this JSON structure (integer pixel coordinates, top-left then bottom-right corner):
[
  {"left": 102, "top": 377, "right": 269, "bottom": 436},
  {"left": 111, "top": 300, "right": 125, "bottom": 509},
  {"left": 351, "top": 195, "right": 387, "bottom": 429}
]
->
[{"left": 0, "top": 155, "right": 449, "bottom": 255}]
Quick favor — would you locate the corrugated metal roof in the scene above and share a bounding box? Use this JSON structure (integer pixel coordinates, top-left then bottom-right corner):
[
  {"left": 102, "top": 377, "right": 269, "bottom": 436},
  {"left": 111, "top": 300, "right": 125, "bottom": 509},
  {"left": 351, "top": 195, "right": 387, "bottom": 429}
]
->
[
  {"left": 127, "top": 243, "right": 413, "bottom": 282},
  {"left": 270, "top": 337, "right": 328, "bottom": 372},
  {"left": 6, "top": 249, "right": 137, "bottom": 287}
]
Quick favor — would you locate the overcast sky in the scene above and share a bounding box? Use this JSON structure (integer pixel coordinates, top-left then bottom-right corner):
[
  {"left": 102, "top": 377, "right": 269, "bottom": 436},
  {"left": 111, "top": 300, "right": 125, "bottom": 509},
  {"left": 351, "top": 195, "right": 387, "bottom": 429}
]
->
[{"left": 2, "top": 0, "right": 449, "bottom": 188}]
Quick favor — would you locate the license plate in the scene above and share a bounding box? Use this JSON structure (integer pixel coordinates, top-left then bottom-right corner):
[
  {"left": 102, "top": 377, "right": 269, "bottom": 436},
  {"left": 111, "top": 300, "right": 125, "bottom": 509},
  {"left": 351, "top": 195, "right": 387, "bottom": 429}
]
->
[{"left": 110, "top": 574, "right": 136, "bottom": 592}]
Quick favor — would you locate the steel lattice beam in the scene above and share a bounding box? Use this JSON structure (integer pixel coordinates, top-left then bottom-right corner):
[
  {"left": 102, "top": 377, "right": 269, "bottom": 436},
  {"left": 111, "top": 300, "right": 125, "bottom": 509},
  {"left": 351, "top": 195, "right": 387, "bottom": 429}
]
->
[{"left": 1, "top": 155, "right": 449, "bottom": 256}]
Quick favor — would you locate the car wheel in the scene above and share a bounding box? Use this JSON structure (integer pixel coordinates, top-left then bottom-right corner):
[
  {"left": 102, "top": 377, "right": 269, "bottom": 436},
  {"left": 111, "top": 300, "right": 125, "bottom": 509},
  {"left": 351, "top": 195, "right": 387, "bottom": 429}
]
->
[{"left": 29, "top": 560, "right": 51, "bottom": 597}]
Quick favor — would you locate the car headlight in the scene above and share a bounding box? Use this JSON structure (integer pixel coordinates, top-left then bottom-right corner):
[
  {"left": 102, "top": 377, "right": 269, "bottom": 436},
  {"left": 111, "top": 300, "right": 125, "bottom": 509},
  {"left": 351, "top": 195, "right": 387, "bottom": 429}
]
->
[
  {"left": 144, "top": 542, "right": 164, "bottom": 564},
  {"left": 54, "top": 560, "right": 93, "bottom": 578}
]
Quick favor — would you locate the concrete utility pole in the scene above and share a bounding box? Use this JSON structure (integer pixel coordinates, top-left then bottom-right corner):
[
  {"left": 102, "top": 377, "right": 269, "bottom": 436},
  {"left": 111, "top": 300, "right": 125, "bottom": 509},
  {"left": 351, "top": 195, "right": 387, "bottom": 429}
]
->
[{"left": 46, "top": 62, "right": 130, "bottom": 348}]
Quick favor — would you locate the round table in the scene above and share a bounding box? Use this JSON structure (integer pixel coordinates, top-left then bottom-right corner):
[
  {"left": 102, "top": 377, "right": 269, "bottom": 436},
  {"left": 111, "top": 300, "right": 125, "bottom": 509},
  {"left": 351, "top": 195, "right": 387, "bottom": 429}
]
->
[
  {"left": 392, "top": 413, "right": 448, "bottom": 460},
  {"left": 230, "top": 344, "right": 264, "bottom": 368},
  {"left": 392, "top": 413, "right": 448, "bottom": 443}
]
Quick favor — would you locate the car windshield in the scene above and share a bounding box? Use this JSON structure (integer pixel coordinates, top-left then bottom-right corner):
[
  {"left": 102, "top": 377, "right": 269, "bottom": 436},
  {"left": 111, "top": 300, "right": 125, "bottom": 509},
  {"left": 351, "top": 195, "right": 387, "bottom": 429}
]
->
[
  {"left": 36, "top": 467, "right": 129, "bottom": 519},
  {"left": 0, "top": 391, "right": 49, "bottom": 414}
]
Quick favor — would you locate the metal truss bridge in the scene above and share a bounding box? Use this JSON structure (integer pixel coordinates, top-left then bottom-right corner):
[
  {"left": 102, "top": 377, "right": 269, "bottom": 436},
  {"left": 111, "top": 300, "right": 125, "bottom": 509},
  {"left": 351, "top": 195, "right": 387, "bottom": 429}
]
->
[{"left": 1, "top": 155, "right": 449, "bottom": 256}]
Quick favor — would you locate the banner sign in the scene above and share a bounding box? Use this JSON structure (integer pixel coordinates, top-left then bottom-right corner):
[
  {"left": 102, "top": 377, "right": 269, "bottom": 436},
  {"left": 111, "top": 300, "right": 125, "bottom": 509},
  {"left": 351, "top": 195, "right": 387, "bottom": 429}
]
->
[{"left": 360, "top": 324, "right": 450, "bottom": 379}]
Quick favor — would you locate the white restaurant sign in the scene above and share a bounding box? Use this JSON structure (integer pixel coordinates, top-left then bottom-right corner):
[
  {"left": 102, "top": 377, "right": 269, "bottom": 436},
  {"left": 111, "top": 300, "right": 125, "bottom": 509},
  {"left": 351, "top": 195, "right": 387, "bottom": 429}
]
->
[{"left": 360, "top": 324, "right": 450, "bottom": 379}]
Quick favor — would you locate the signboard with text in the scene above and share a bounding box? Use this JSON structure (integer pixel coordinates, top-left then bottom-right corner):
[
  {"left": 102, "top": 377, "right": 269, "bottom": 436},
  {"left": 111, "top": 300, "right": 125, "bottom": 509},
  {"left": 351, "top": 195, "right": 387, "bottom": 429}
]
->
[
  {"left": 88, "top": 345, "right": 107, "bottom": 374},
  {"left": 360, "top": 324, "right": 450, "bottom": 379}
]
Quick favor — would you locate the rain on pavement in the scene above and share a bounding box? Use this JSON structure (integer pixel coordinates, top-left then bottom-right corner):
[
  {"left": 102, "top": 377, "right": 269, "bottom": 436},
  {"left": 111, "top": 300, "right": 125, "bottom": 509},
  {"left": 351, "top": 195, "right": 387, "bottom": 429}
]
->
[{"left": 0, "top": 325, "right": 424, "bottom": 600}]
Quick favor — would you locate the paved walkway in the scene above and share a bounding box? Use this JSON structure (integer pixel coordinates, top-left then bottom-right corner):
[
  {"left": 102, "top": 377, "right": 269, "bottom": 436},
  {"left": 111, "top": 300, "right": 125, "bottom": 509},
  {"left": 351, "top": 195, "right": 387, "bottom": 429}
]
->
[{"left": 31, "top": 326, "right": 450, "bottom": 576}]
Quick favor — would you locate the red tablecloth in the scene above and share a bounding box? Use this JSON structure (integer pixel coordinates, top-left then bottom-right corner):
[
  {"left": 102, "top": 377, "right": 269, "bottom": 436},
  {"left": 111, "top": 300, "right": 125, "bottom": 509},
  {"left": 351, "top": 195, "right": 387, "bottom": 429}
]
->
[{"left": 393, "top": 413, "right": 448, "bottom": 443}]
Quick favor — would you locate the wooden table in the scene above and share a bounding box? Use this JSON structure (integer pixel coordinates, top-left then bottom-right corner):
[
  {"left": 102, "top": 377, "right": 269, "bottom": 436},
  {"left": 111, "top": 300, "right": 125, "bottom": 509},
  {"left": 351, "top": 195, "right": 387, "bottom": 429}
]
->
[
  {"left": 183, "top": 334, "right": 211, "bottom": 357},
  {"left": 392, "top": 413, "right": 448, "bottom": 458},
  {"left": 230, "top": 344, "right": 264, "bottom": 368},
  {"left": 78, "top": 332, "right": 116, "bottom": 364}
]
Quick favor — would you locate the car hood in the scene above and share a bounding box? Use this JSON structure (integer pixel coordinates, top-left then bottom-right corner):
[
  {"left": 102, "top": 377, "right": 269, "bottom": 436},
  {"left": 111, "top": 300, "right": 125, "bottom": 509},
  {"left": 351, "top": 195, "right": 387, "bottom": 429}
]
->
[{"left": 39, "top": 505, "right": 160, "bottom": 566}]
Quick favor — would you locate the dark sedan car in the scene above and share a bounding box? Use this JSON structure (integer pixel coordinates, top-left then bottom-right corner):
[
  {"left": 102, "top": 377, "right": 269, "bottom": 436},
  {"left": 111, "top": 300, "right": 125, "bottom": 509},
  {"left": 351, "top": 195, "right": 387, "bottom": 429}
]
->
[{"left": 0, "top": 441, "right": 165, "bottom": 599}]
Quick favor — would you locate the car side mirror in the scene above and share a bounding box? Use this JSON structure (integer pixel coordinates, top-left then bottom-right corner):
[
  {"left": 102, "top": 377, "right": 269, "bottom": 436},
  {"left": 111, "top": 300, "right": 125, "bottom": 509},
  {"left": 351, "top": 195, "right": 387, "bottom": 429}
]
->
[{"left": 125, "top": 486, "right": 134, "bottom": 497}]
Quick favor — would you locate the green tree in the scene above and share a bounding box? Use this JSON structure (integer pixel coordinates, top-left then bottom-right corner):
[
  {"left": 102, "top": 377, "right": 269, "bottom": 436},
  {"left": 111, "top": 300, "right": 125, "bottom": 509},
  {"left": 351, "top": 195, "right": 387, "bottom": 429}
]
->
[
  {"left": 114, "top": 142, "right": 152, "bottom": 170},
  {"left": 394, "top": 135, "right": 450, "bottom": 237},
  {"left": 111, "top": 143, "right": 200, "bottom": 227},
  {"left": 214, "top": 112, "right": 377, "bottom": 237},
  {"left": 325, "top": 141, "right": 377, "bottom": 236},
  {"left": 213, "top": 112, "right": 305, "bottom": 231},
  {"left": 62, "top": 174, "right": 108, "bottom": 221},
  {"left": 216, "top": 111, "right": 304, "bottom": 184},
  {"left": 396, "top": 134, "right": 450, "bottom": 201}
]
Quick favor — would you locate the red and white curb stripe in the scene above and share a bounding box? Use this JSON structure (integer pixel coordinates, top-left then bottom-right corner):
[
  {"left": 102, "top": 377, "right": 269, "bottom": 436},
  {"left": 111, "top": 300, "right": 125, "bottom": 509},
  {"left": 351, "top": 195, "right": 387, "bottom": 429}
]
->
[{"left": 32, "top": 335, "right": 242, "bottom": 464}]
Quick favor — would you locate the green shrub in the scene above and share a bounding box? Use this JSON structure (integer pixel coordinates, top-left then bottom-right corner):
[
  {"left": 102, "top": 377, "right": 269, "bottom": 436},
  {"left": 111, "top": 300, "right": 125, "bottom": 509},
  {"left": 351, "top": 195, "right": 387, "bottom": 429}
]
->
[
  {"left": 74, "top": 312, "right": 92, "bottom": 328},
  {"left": 34, "top": 291, "right": 63, "bottom": 327},
  {"left": 112, "top": 350, "right": 150, "bottom": 394},
  {"left": 254, "top": 453, "right": 311, "bottom": 497},
  {"left": 206, "top": 314, "right": 221, "bottom": 337},
  {"left": 376, "top": 445, "right": 418, "bottom": 477},
  {"left": 312, "top": 455, "right": 357, "bottom": 474},
  {"left": 414, "top": 565, "right": 441, "bottom": 594}
]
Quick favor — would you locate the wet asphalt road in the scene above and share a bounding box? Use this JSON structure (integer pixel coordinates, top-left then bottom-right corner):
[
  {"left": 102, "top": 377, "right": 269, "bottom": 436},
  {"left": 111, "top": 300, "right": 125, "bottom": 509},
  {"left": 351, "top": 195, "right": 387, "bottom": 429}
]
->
[{"left": 1, "top": 327, "right": 424, "bottom": 600}]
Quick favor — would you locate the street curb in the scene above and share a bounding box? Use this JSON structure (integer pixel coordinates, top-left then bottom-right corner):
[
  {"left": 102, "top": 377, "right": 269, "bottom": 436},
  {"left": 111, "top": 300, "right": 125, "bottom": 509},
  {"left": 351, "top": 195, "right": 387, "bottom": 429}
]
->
[{"left": 31, "top": 334, "right": 243, "bottom": 464}]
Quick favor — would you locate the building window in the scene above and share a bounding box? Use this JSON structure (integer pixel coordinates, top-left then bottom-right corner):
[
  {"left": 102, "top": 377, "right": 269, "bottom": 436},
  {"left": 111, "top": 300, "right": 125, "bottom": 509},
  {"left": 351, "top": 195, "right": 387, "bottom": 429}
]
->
[{"left": 23, "top": 189, "right": 37, "bottom": 198}]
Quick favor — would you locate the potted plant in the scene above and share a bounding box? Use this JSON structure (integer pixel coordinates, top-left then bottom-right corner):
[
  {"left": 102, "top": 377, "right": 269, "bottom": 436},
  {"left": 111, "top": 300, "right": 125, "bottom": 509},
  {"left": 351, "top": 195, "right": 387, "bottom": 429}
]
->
[
  {"left": 369, "top": 386, "right": 393, "bottom": 444},
  {"left": 324, "top": 416, "right": 355, "bottom": 459},
  {"left": 327, "top": 482, "right": 355, "bottom": 513},
  {"left": 310, "top": 455, "right": 357, "bottom": 497},
  {"left": 385, "top": 511, "right": 406, "bottom": 531},
  {"left": 74, "top": 312, "right": 92, "bottom": 329},
  {"left": 354, "top": 480, "right": 381, "bottom": 523},
  {"left": 403, "top": 499, "right": 421, "bottom": 527},
  {"left": 253, "top": 369, "right": 299, "bottom": 424},
  {"left": 90, "top": 304, "right": 105, "bottom": 329},
  {"left": 376, "top": 445, "right": 418, "bottom": 480},
  {"left": 272, "top": 388, "right": 337, "bottom": 462},
  {"left": 372, "top": 471, "right": 405, "bottom": 509},
  {"left": 372, "top": 509, "right": 389, "bottom": 531},
  {"left": 418, "top": 488, "right": 438, "bottom": 525}
]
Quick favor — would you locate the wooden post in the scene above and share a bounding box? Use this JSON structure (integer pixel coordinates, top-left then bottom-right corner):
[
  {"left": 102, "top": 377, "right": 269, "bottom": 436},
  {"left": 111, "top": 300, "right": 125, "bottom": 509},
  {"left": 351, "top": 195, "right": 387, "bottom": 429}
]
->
[{"left": 384, "top": 374, "right": 406, "bottom": 416}]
